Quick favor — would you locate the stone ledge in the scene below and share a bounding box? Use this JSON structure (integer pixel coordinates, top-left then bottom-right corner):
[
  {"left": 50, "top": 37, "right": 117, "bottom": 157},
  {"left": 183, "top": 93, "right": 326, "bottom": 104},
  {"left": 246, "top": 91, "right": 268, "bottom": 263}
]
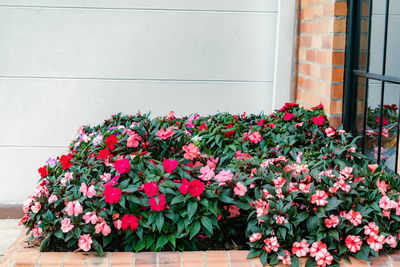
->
[{"left": 3, "top": 231, "right": 400, "bottom": 266}]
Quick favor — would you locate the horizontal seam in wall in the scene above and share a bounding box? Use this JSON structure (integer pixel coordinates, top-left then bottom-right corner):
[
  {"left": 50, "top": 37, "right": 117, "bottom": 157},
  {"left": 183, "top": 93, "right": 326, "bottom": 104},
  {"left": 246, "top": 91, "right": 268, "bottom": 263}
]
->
[
  {"left": 0, "top": 4, "right": 278, "bottom": 14},
  {"left": 299, "top": 16, "right": 347, "bottom": 23},
  {"left": 298, "top": 33, "right": 346, "bottom": 37},
  {"left": 0, "top": 75, "right": 274, "bottom": 84},
  {"left": 0, "top": 145, "right": 67, "bottom": 148}
]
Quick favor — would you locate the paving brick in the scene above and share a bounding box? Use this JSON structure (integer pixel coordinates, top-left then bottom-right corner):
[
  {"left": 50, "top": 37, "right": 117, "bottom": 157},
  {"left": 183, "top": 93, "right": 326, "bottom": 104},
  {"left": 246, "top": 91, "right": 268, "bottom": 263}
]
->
[
  {"left": 206, "top": 251, "right": 228, "bottom": 267},
  {"left": 389, "top": 249, "right": 400, "bottom": 265},
  {"left": 181, "top": 251, "right": 204, "bottom": 267},
  {"left": 87, "top": 252, "right": 110, "bottom": 267},
  {"left": 63, "top": 252, "right": 87, "bottom": 267},
  {"left": 111, "top": 252, "right": 133, "bottom": 266},
  {"left": 345, "top": 257, "right": 370, "bottom": 267},
  {"left": 135, "top": 252, "right": 156, "bottom": 267},
  {"left": 228, "top": 250, "right": 252, "bottom": 267},
  {"left": 158, "top": 251, "right": 180, "bottom": 267},
  {"left": 38, "top": 252, "right": 64, "bottom": 267},
  {"left": 15, "top": 250, "right": 41, "bottom": 267},
  {"left": 368, "top": 255, "right": 392, "bottom": 267}
]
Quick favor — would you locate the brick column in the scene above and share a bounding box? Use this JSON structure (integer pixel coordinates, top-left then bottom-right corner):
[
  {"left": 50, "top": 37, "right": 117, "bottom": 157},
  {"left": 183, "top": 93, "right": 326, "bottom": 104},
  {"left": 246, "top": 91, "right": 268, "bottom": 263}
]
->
[{"left": 293, "top": 0, "right": 347, "bottom": 128}]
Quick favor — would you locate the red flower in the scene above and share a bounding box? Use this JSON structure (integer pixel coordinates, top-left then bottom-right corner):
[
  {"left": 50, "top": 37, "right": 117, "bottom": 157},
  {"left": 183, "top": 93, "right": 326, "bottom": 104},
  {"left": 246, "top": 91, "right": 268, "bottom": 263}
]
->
[
  {"left": 143, "top": 182, "right": 159, "bottom": 197},
  {"left": 38, "top": 165, "right": 48, "bottom": 178},
  {"left": 121, "top": 214, "right": 139, "bottom": 231},
  {"left": 104, "top": 186, "right": 122, "bottom": 204},
  {"left": 225, "top": 124, "right": 235, "bottom": 138},
  {"left": 283, "top": 112, "right": 294, "bottom": 121},
  {"left": 345, "top": 235, "right": 362, "bottom": 253},
  {"left": 188, "top": 179, "right": 205, "bottom": 197},
  {"left": 105, "top": 135, "right": 119, "bottom": 151},
  {"left": 114, "top": 158, "right": 131, "bottom": 174},
  {"left": 376, "top": 116, "right": 388, "bottom": 126},
  {"left": 279, "top": 103, "right": 299, "bottom": 112},
  {"left": 163, "top": 159, "right": 178, "bottom": 174},
  {"left": 179, "top": 178, "right": 189, "bottom": 195},
  {"left": 312, "top": 115, "right": 326, "bottom": 126},
  {"left": 149, "top": 194, "right": 166, "bottom": 211},
  {"left": 96, "top": 149, "right": 110, "bottom": 161},
  {"left": 60, "top": 155, "right": 72, "bottom": 170},
  {"left": 199, "top": 123, "right": 208, "bottom": 132}
]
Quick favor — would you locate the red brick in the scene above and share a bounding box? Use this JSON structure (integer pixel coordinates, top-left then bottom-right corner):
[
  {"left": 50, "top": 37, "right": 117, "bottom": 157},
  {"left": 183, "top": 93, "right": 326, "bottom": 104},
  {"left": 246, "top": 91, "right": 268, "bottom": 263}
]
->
[
  {"left": 182, "top": 251, "right": 204, "bottom": 267},
  {"left": 15, "top": 251, "right": 41, "bottom": 267},
  {"left": 63, "top": 252, "right": 87, "bottom": 267},
  {"left": 111, "top": 252, "right": 133, "bottom": 266},
  {"left": 335, "top": 2, "right": 347, "bottom": 16},
  {"left": 345, "top": 257, "right": 369, "bottom": 267},
  {"left": 331, "top": 84, "right": 343, "bottom": 98},
  {"left": 206, "top": 251, "right": 228, "bottom": 267},
  {"left": 135, "top": 252, "right": 156, "bottom": 267},
  {"left": 158, "top": 251, "right": 180, "bottom": 267},
  {"left": 228, "top": 250, "right": 252, "bottom": 267},
  {"left": 332, "top": 68, "right": 344, "bottom": 82},
  {"left": 38, "top": 252, "right": 64, "bottom": 267},
  {"left": 332, "top": 51, "right": 345, "bottom": 65},
  {"left": 334, "top": 19, "right": 347, "bottom": 32},
  {"left": 87, "top": 252, "right": 110, "bottom": 267}
]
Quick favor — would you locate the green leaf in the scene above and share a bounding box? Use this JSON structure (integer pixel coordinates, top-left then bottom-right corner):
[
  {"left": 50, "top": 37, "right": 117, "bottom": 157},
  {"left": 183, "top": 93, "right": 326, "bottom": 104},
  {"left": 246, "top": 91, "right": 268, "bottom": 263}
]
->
[
  {"left": 39, "top": 233, "right": 52, "bottom": 252},
  {"left": 170, "top": 195, "right": 185, "bottom": 205},
  {"left": 187, "top": 201, "right": 198, "bottom": 220},
  {"left": 156, "top": 235, "right": 169, "bottom": 249},
  {"left": 305, "top": 257, "right": 316, "bottom": 267},
  {"left": 325, "top": 198, "right": 342, "bottom": 211},
  {"left": 201, "top": 216, "right": 213, "bottom": 235},
  {"left": 54, "top": 230, "right": 63, "bottom": 239},
  {"left": 156, "top": 213, "right": 164, "bottom": 232},
  {"left": 167, "top": 234, "right": 176, "bottom": 248},
  {"left": 190, "top": 221, "right": 201, "bottom": 239},
  {"left": 103, "top": 234, "right": 112, "bottom": 247},
  {"left": 291, "top": 256, "right": 299, "bottom": 267},
  {"left": 247, "top": 248, "right": 262, "bottom": 259},
  {"left": 260, "top": 251, "right": 268, "bottom": 266}
]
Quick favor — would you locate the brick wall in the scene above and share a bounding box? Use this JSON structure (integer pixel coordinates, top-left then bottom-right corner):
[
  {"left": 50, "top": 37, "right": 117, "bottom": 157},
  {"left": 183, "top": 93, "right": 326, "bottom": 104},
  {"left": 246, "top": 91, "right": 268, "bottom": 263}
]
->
[{"left": 293, "top": 0, "right": 347, "bottom": 128}]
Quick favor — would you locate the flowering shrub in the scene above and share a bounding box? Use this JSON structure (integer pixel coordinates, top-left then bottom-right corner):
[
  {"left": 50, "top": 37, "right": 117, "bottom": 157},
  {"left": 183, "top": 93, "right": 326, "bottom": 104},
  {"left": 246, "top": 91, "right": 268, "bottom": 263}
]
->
[{"left": 21, "top": 104, "right": 400, "bottom": 266}]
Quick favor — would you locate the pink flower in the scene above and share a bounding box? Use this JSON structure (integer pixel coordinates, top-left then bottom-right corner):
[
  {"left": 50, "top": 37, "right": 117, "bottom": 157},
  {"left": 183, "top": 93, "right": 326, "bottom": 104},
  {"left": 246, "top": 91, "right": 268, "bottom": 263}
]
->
[
  {"left": 311, "top": 190, "right": 328, "bottom": 206},
  {"left": 345, "top": 235, "right": 362, "bottom": 253},
  {"left": 249, "top": 233, "right": 262, "bottom": 242},
  {"left": 163, "top": 159, "right": 178, "bottom": 174},
  {"left": 324, "top": 215, "right": 339, "bottom": 228},
  {"left": 31, "top": 202, "right": 41, "bottom": 214},
  {"left": 80, "top": 183, "right": 96, "bottom": 198},
  {"left": 367, "top": 234, "right": 385, "bottom": 251},
  {"left": 385, "top": 235, "right": 397, "bottom": 248},
  {"left": 324, "top": 127, "right": 335, "bottom": 137},
  {"left": 310, "top": 241, "right": 328, "bottom": 258},
  {"left": 114, "top": 219, "right": 122, "bottom": 230},
  {"left": 277, "top": 250, "right": 291, "bottom": 265},
  {"left": 376, "top": 179, "right": 388, "bottom": 195},
  {"left": 315, "top": 250, "right": 333, "bottom": 267},
  {"left": 60, "top": 218, "right": 74, "bottom": 233},
  {"left": 346, "top": 210, "right": 362, "bottom": 226},
  {"left": 100, "top": 172, "right": 112, "bottom": 182},
  {"left": 228, "top": 205, "right": 240, "bottom": 217},
  {"left": 248, "top": 131, "right": 262, "bottom": 144},
  {"left": 275, "top": 216, "right": 287, "bottom": 224},
  {"left": 263, "top": 236, "right": 280, "bottom": 252},
  {"left": 198, "top": 165, "right": 215, "bottom": 181},
  {"left": 127, "top": 133, "right": 141, "bottom": 147},
  {"left": 379, "top": 196, "right": 394, "bottom": 210},
  {"left": 368, "top": 164, "right": 379, "bottom": 173},
  {"left": 214, "top": 170, "right": 233, "bottom": 183},
  {"left": 273, "top": 177, "right": 286, "bottom": 188},
  {"left": 83, "top": 212, "right": 98, "bottom": 225},
  {"left": 292, "top": 239, "right": 309, "bottom": 257},
  {"left": 78, "top": 234, "right": 93, "bottom": 252},
  {"left": 95, "top": 219, "right": 111, "bottom": 236},
  {"left": 61, "top": 172, "right": 73, "bottom": 187},
  {"left": 364, "top": 222, "right": 379, "bottom": 236},
  {"left": 182, "top": 143, "right": 200, "bottom": 160},
  {"left": 48, "top": 194, "right": 58, "bottom": 203},
  {"left": 65, "top": 201, "right": 83, "bottom": 217},
  {"left": 156, "top": 127, "right": 175, "bottom": 140},
  {"left": 114, "top": 158, "right": 131, "bottom": 174},
  {"left": 32, "top": 227, "right": 43, "bottom": 238},
  {"left": 234, "top": 182, "right": 247, "bottom": 196}
]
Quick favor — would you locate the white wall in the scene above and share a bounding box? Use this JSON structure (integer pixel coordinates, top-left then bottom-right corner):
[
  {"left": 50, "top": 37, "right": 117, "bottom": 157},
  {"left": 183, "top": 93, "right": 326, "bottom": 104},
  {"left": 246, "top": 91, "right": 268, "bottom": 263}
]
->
[{"left": 0, "top": 0, "right": 295, "bottom": 203}]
